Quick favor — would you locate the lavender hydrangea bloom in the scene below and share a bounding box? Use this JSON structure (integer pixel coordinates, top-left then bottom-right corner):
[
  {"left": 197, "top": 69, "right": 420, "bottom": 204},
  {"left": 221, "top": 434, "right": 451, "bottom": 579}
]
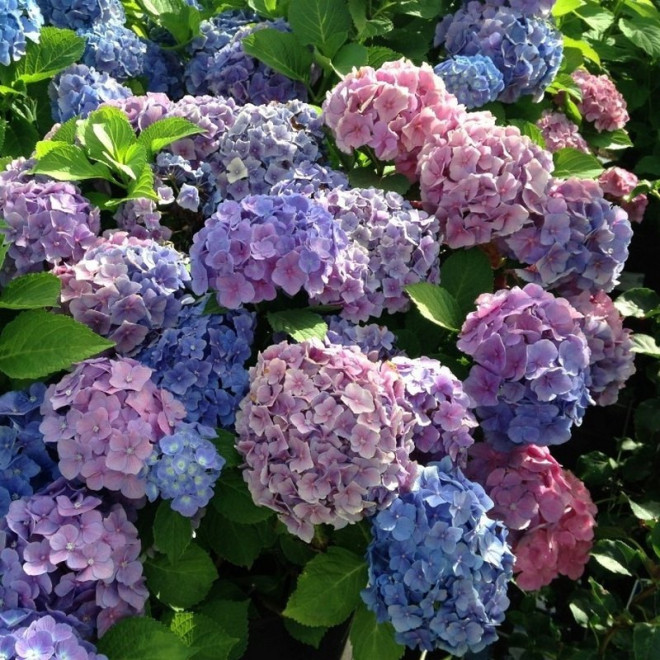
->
[
  {"left": 113, "top": 198, "right": 171, "bottom": 242},
  {"left": 136, "top": 300, "right": 255, "bottom": 428},
  {"left": 324, "top": 316, "right": 398, "bottom": 362},
  {"left": 103, "top": 92, "right": 171, "bottom": 131},
  {"left": 362, "top": 459, "right": 513, "bottom": 655},
  {"left": 235, "top": 340, "right": 417, "bottom": 543},
  {"left": 0, "top": 0, "right": 43, "bottom": 66},
  {"left": 0, "top": 168, "right": 100, "bottom": 282},
  {"left": 458, "top": 284, "right": 593, "bottom": 449},
  {"left": 78, "top": 22, "right": 146, "bottom": 81},
  {"left": 36, "top": 0, "right": 124, "bottom": 29},
  {"left": 435, "top": 2, "right": 563, "bottom": 103},
  {"left": 145, "top": 423, "right": 225, "bottom": 517},
  {"left": 269, "top": 162, "right": 349, "bottom": 197},
  {"left": 49, "top": 63, "right": 131, "bottom": 122},
  {"left": 190, "top": 194, "right": 346, "bottom": 309},
  {"left": 434, "top": 55, "right": 504, "bottom": 109},
  {"left": 503, "top": 178, "right": 633, "bottom": 296},
  {"left": 1, "top": 478, "right": 148, "bottom": 637},
  {"left": 57, "top": 233, "right": 192, "bottom": 354}
]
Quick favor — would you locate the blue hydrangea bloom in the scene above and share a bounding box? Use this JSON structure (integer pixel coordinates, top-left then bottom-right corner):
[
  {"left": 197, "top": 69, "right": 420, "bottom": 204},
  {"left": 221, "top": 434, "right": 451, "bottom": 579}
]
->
[
  {"left": 146, "top": 423, "right": 226, "bottom": 517},
  {"left": 37, "top": 0, "right": 124, "bottom": 29},
  {"left": 49, "top": 63, "right": 131, "bottom": 122},
  {"left": 78, "top": 22, "right": 146, "bottom": 81},
  {"left": 136, "top": 300, "right": 255, "bottom": 429},
  {"left": 0, "top": 0, "right": 43, "bottom": 66},
  {"left": 435, "top": 1, "right": 563, "bottom": 103},
  {"left": 434, "top": 55, "right": 504, "bottom": 109},
  {"left": 363, "top": 459, "right": 514, "bottom": 655},
  {"left": 143, "top": 40, "right": 185, "bottom": 98}
]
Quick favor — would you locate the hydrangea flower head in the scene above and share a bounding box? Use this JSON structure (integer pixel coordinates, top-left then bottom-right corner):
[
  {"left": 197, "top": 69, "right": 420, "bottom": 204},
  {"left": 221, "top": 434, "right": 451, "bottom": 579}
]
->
[
  {"left": 599, "top": 167, "right": 647, "bottom": 224},
  {"left": 57, "top": 233, "right": 192, "bottom": 354},
  {"left": 434, "top": 54, "right": 504, "bottom": 108},
  {"left": 113, "top": 198, "right": 170, "bottom": 242},
  {"left": 484, "top": 0, "right": 557, "bottom": 17},
  {"left": 136, "top": 300, "right": 255, "bottom": 428},
  {"left": 36, "top": 0, "right": 124, "bottom": 29},
  {"left": 324, "top": 316, "right": 398, "bottom": 362},
  {"left": 78, "top": 22, "right": 146, "bottom": 81},
  {"left": 417, "top": 112, "right": 553, "bottom": 248},
  {"left": 536, "top": 110, "right": 589, "bottom": 153},
  {"left": 362, "top": 459, "right": 513, "bottom": 655},
  {"left": 142, "top": 40, "right": 185, "bottom": 98},
  {"left": 435, "top": 2, "right": 563, "bottom": 102},
  {"left": 467, "top": 443, "right": 597, "bottom": 590},
  {"left": 571, "top": 68, "right": 629, "bottom": 132},
  {"left": 235, "top": 340, "right": 417, "bottom": 542},
  {"left": 0, "top": 0, "right": 43, "bottom": 66},
  {"left": 40, "top": 357, "right": 186, "bottom": 498},
  {"left": 458, "top": 284, "right": 593, "bottom": 448},
  {"left": 103, "top": 92, "right": 172, "bottom": 131}
]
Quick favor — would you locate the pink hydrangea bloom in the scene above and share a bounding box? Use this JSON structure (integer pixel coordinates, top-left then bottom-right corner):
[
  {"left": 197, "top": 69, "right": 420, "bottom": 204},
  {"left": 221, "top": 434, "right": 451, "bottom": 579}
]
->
[
  {"left": 599, "top": 167, "right": 648, "bottom": 223},
  {"left": 466, "top": 443, "right": 597, "bottom": 590},
  {"left": 570, "top": 69, "right": 629, "bottom": 132},
  {"left": 536, "top": 110, "right": 589, "bottom": 153},
  {"left": 235, "top": 340, "right": 417, "bottom": 542}
]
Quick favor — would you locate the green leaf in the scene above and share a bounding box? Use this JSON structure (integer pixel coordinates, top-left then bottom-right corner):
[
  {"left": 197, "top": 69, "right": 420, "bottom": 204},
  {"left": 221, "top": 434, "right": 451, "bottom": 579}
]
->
[
  {"left": 202, "top": 295, "right": 229, "bottom": 316},
  {"left": 0, "top": 311, "right": 114, "bottom": 379},
  {"left": 347, "top": 0, "right": 366, "bottom": 32},
  {"left": 552, "top": 0, "right": 585, "bottom": 16},
  {"left": 13, "top": 27, "right": 86, "bottom": 84},
  {"left": 125, "top": 164, "right": 158, "bottom": 202},
  {"left": 137, "top": 117, "right": 205, "bottom": 156},
  {"left": 628, "top": 499, "right": 660, "bottom": 521},
  {"left": 440, "top": 249, "right": 493, "bottom": 317},
  {"left": 574, "top": 3, "right": 615, "bottom": 33},
  {"left": 350, "top": 602, "right": 404, "bottom": 660},
  {"left": 170, "top": 612, "right": 238, "bottom": 660},
  {"left": 212, "top": 429, "right": 241, "bottom": 468},
  {"left": 619, "top": 17, "right": 660, "bottom": 58},
  {"left": 563, "top": 36, "right": 600, "bottom": 64},
  {"left": 31, "top": 144, "right": 114, "bottom": 182},
  {"left": 79, "top": 106, "right": 136, "bottom": 163},
  {"left": 284, "top": 547, "right": 367, "bottom": 627},
  {"left": 614, "top": 288, "right": 660, "bottom": 318},
  {"left": 288, "top": 0, "right": 352, "bottom": 57},
  {"left": 366, "top": 46, "right": 402, "bottom": 67},
  {"left": 48, "top": 116, "right": 78, "bottom": 143},
  {"left": 212, "top": 468, "right": 274, "bottom": 523},
  {"left": 405, "top": 283, "right": 462, "bottom": 332},
  {"left": 591, "top": 539, "right": 635, "bottom": 575},
  {"left": 34, "top": 140, "right": 69, "bottom": 158},
  {"left": 586, "top": 128, "right": 633, "bottom": 151},
  {"left": 552, "top": 147, "right": 604, "bottom": 179},
  {"left": 635, "top": 399, "right": 660, "bottom": 433},
  {"left": 199, "top": 600, "right": 250, "bottom": 660},
  {"left": 153, "top": 502, "right": 193, "bottom": 562},
  {"left": 631, "top": 334, "right": 660, "bottom": 358},
  {"left": 634, "top": 624, "right": 660, "bottom": 660},
  {"left": 0, "top": 119, "right": 6, "bottom": 153},
  {"left": 0, "top": 273, "right": 61, "bottom": 309},
  {"left": 651, "top": 524, "right": 660, "bottom": 560},
  {"left": 144, "top": 543, "right": 218, "bottom": 609},
  {"left": 97, "top": 616, "right": 193, "bottom": 660},
  {"left": 347, "top": 168, "right": 410, "bottom": 195},
  {"left": 267, "top": 309, "right": 327, "bottom": 342},
  {"left": 283, "top": 620, "right": 328, "bottom": 649},
  {"left": 333, "top": 43, "right": 368, "bottom": 74},
  {"left": 508, "top": 119, "right": 546, "bottom": 147},
  {"left": 242, "top": 29, "right": 313, "bottom": 83}
]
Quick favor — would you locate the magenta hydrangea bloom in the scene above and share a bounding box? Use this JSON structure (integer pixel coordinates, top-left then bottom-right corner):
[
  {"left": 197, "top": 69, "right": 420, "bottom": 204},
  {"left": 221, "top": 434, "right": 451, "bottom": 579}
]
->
[
  {"left": 57, "top": 233, "right": 191, "bottom": 354},
  {"left": 458, "top": 284, "right": 593, "bottom": 448},
  {"left": 599, "top": 167, "right": 648, "bottom": 224},
  {"left": 502, "top": 178, "right": 633, "bottom": 297},
  {"left": 40, "top": 357, "right": 186, "bottom": 499},
  {"left": 322, "top": 59, "right": 466, "bottom": 181},
  {"left": 568, "top": 291, "right": 636, "bottom": 407},
  {"left": 0, "top": 162, "right": 100, "bottom": 283},
  {"left": 417, "top": 112, "right": 553, "bottom": 248},
  {"left": 570, "top": 68, "right": 629, "bottom": 132},
  {"left": 536, "top": 110, "right": 589, "bottom": 153},
  {"left": 235, "top": 340, "right": 417, "bottom": 542},
  {"left": 466, "top": 443, "right": 597, "bottom": 590},
  {"left": 1, "top": 478, "right": 148, "bottom": 637}
]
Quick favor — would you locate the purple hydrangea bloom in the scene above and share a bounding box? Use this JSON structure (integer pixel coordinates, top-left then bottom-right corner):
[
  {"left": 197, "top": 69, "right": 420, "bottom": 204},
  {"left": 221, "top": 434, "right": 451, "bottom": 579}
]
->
[
  {"left": 0, "top": 0, "right": 43, "bottom": 66},
  {"left": 435, "top": 2, "right": 563, "bottom": 103},
  {"left": 391, "top": 357, "right": 477, "bottom": 467},
  {"left": 434, "top": 55, "right": 504, "bottom": 109},
  {"left": 49, "top": 63, "right": 132, "bottom": 122},
  {"left": 235, "top": 340, "right": 417, "bottom": 542},
  {"left": 78, "top": 22, "right": 146, "bottom": 81},
  {"left": 458, "top": 284, "right": 593, "bottom": 449},
  {"left": 57, "top": 233, "right": 192, "bottom": 354},
  {"left": 145, "top": 423, "right": 225, "bottom": 517},
  {"left": 190, "top": 194, "right": 346, "bottom": 309},
  {"left": 1, "top": 478, "right": 148, "bottom": 637},
  {"left": 113, "top": 198, "right": 171, "bottom": 242},
  {"left": 143, "top": 40, "right": 184, "bottom": 98},
  {"left": 324, "top": 316, "right": 398, "bottom": 362},
  {"left": 102, "top": 92, "right": 171, "bottom": 131},
  {"left": 502, "top": 178, "right": 633, "bottom": 296},
  {"left": 269, "top": 162, "right": 349, "bottom": 198},
  {"left": 362, "top": 459, "right": 513, "bottom": 655},
  {"left": 136, "top": 300, "right": 255, "bottom": 428},
  {"left": 40, "top": 357, "right": 186, "bottom": 499},
  {"left": 36, "top": 0, "right": 124, "bottom": 29},
  {"left": 484, "top": 0, "right": 557, "bottom": 17},
  {"left": 0, "top": 165, "right": 100, "bottom": 283}
]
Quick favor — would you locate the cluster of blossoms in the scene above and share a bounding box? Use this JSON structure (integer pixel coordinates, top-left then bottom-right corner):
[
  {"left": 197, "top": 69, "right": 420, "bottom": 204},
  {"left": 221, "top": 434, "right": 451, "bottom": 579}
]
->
[
  {"left": 536, "top": 110, "right": 589, "bottom": 153},
  {"left": 0, "top": 164, "right": 100, "bottom": 282},
  {"left": 136, "top": 300, "right": 255, "bottom": 429},
  {"left": 391, "top": 357, "right": 477, "bottom": 467},
  {"left": 57, "top": 233, "right": 192, "bottom": 354},
  {"left": 0, "top": 0, "right": 43, "bottom": 66},
  {"left": 40, "top": 357, "right": 186, "bottom": 499},
  {"left": 324, "top": 316, "right": 398, "bottom": 363},
  {"left": 78, "top": 22, "right": 146, "bottom": 81},
  {"left": 466, "top": 443, "right": 597, "bottom": 590},
  {"left": 417, "top": 112, "right": 554, "bottom": 249},
  {"left": 503, "top": 178, "right": 633, "bottom": 296},
  {"left": 1, "top": 478, "right": 148, "bottom": 636},
  {"left": 145, "top": 422, "right": 225, "bottom": 517},
  {"left": 235, "top": 340, "right": 417, "bottom": 542},
  {"left": 36, "top": 0, "right": 124, "bottom": 30},
  {"left": 190, "top": 194, "right": 344, "bottom": 309},
  {"left": 113, "top": 198, "right": 170, "bottom": 243},
  {"left": 322, "top": 59, "right": 465, "bottom": 179},
  {"left": 362, "top": 460, "right": 513, "bottom": 655},
  {"left": 0, "top": 610, "right": 107, "bottom": 660},
  {"left": 311, "top": 187, "right": 441, "bottom": 321},
  {"left": 485, "top": 0, "right": 557, "bottom": 16},
  {"left": 458, "top": 284, "right": 593, "bottom": 448},
  {"left": 570, "top": 68, "right": 629, "bottom": 132},
  {"left": 435, "top": 1, "right": 563, "bottom": 102},
  {"left": 599, "top": 167, "right": 648, "bottom": 224},
  {"left": 433, "top": 54, "right": 504, "bottom": 109}
]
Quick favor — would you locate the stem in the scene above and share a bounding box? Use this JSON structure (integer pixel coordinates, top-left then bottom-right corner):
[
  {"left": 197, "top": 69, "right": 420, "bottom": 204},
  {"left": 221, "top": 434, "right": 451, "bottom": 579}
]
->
[{"left": 419, "top": 651, "right": 428, "bottom": 660}]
